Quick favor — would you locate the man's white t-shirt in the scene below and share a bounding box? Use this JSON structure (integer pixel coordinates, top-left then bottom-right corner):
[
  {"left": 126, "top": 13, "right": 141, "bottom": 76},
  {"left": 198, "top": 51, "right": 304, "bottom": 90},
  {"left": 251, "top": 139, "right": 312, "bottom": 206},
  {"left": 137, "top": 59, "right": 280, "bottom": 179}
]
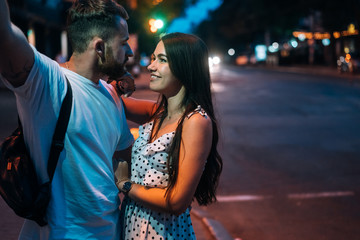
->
[{"left": 2, "top": 47, "right": 134, "bottom": 239}]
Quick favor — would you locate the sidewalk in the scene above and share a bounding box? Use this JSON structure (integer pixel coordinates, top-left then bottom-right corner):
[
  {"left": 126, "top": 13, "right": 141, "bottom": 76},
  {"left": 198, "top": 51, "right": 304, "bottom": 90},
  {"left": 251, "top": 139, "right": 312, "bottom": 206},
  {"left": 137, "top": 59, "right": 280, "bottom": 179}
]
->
[
  {"left": 191, "top": 207, "right": 234, "bottom": 240},
  {"left": 243, "top": 64, "right": 360, "bottom": 81}
]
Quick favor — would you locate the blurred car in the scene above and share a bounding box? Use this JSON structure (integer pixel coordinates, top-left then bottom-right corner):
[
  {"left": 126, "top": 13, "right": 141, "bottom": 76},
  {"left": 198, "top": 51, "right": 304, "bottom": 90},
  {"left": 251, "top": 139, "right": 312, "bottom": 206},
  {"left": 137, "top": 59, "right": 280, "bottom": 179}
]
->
[{"left": 209, "top": 55, "right": 221, "bottom": 72}]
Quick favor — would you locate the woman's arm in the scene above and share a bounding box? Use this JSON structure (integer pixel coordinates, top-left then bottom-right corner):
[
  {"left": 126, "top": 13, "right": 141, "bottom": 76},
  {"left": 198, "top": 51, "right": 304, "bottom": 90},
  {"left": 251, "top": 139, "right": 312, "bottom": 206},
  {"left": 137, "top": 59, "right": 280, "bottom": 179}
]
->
[
  {"left": 121, "top": 96, "right": 157, "bottom": 125},
  {"left": 124, "top": 114, "right": 213, "bottom": 215},
  {"left": 110, "top": 79, "right": 157, "bottom": 125}
]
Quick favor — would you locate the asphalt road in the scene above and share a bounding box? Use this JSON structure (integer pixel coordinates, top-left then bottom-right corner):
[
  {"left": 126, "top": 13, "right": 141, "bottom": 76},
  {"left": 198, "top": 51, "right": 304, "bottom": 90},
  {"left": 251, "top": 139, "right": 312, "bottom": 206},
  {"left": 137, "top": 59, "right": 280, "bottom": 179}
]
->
[{"left": 200, "top": 65, "right": 360, "bottom": 240}]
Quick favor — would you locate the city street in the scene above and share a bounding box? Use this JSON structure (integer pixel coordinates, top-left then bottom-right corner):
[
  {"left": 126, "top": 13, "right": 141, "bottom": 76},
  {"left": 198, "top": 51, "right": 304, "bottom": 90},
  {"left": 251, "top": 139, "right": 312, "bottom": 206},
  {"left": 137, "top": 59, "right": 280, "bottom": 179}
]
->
[
  {"left": 1, "top": 65, "right": 360, "bottom": 239},
  {"left": 201, "top": 65, "right": 360, "bottom": 240}
]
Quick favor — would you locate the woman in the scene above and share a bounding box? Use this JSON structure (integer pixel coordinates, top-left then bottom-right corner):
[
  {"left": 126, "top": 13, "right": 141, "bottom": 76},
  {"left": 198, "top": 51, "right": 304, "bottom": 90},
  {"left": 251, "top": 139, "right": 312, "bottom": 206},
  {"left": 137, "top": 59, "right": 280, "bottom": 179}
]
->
[{"left": 115, "top": 32, "right": 223, "bottom": 239}]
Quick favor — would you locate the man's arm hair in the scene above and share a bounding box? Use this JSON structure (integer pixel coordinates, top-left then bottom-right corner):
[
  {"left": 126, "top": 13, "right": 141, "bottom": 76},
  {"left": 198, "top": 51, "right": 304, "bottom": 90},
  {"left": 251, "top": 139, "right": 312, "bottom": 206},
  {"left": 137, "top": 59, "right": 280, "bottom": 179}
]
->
[{"left": 0, "top": 0, "right": 34, "bottom": 87}]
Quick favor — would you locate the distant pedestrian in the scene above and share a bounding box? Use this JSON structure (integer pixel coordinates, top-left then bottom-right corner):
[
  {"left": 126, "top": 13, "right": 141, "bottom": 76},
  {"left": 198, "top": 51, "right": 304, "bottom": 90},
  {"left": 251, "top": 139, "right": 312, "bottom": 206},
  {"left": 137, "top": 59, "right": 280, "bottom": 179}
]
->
[
  {"left": 114, "top": 32, "right": 223, "bottom": 239},
  {"left": 0, "top": 0, "right": 135, "bottom": 239}
]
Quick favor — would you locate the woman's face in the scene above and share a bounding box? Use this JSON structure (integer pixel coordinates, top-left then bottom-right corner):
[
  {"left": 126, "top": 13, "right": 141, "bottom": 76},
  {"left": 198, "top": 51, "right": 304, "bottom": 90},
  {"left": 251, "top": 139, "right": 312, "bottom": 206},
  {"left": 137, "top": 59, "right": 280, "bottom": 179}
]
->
[{"left": 147, "top": 41, "right": 182, "bottom": 97}]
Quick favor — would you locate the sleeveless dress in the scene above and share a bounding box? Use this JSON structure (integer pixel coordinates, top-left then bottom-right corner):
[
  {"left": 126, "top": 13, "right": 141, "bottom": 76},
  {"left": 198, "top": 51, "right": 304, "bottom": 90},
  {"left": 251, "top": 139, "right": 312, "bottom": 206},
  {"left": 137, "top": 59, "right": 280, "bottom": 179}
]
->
[{"left": 120, "top": 106, "right": 208, "bottom": 240}]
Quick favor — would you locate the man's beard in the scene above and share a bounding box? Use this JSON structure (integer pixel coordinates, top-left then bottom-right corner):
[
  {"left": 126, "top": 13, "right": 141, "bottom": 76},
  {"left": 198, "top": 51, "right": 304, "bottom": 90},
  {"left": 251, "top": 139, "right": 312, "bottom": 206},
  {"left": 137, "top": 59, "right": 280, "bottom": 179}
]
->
[{"left": 98, "top": 51, "right": 127, "bottom": 80}]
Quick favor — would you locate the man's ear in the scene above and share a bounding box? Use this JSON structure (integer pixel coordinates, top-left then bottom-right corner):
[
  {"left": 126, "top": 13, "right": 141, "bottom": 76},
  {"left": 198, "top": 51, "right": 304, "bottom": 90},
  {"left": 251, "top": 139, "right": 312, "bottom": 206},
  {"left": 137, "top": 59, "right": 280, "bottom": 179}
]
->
[{"left": 94, "top": 40, "right": 105, "bottom": 62}]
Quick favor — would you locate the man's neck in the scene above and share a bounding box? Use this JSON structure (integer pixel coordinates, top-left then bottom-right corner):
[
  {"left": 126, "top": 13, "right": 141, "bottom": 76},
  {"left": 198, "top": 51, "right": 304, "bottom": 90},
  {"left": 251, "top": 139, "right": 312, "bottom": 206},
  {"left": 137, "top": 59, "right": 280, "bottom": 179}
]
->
[{"left": 62, "top": 53, "right": 103, "bottom": 84}]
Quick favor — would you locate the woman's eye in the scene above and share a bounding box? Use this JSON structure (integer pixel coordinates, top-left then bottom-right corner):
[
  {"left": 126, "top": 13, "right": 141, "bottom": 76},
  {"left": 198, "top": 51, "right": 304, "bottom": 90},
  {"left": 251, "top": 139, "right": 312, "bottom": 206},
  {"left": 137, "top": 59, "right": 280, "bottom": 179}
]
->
[{"left": 159, "top": 58, "right": 167, "bottom": 63}]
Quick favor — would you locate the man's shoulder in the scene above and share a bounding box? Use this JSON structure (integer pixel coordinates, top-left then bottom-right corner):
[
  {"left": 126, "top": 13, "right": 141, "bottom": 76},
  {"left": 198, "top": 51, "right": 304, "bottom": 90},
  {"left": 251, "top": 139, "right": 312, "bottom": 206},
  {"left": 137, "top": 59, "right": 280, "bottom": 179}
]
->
[
  {"left": 101, "top": 79, "right": 119, "bottom": 99},
  {"left": 31, "top": 48, "right": 66, "bottom": 85}
]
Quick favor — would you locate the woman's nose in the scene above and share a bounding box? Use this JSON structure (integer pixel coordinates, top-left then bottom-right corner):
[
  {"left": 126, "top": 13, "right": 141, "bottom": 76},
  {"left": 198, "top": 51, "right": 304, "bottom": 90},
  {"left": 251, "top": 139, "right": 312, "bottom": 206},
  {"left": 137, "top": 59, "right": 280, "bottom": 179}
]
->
[{"left": 147, "top": 61, "right": 156, "bottom": 71}]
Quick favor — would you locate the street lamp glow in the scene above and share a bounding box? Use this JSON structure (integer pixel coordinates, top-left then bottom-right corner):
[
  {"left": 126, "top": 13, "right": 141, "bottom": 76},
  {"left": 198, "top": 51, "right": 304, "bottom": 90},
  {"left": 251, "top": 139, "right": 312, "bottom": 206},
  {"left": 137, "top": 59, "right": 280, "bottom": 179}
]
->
[
  {"left": 298, "top": 34, "right": 306, "bottom": 41},
  {"left": 290, "top": 39, "right": 298, "bottom": 48},
  {"left": 149, "top": 18, "right": 164, "bottom": 33},
  {"left": 322, "top": 39, "right": 330, "bottom": 46},
  {"left": 208, "top": 57, "right": 213, "bottom": 68},
  {"left": 268, "top": 46, "right": 277, "bottom": 53},
  {"left": 212, "top": 56, "right": 221, "bottom": 65},
  {"left": 209, "top": 56, "right": 220, "bottom": 71},
  {"left": 150, "top": 26, "right": 157, "bottom": 33},
  {"left": 228, "top": 48, "right": 235, "bottom": 56},
  {"left": 154, "top": 19, "right": 164, "bottom": 29},
  {"left": 255, "top": 45, "right": 267, "bottom": 61},
  {"left": 149, "top": 18, "right": 155, "bottom": 26},
  {"left": 272, "top": 42, "right": 279, "bottom": 49}
]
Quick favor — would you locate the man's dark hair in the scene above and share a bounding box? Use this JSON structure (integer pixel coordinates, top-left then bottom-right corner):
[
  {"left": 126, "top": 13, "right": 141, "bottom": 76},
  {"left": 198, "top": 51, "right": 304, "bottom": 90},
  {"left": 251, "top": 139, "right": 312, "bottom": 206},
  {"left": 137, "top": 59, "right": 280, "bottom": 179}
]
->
[{"left": 67, "top": 0, "right": 129, "bottom": 53}]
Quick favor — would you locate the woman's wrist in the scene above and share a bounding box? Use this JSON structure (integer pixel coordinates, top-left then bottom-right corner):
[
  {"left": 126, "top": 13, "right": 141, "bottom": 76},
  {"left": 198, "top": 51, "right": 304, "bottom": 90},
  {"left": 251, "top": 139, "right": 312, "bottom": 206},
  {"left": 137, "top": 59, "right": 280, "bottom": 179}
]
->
[{"left": 117, "top": 180, "right": 133, "bottom": 193}]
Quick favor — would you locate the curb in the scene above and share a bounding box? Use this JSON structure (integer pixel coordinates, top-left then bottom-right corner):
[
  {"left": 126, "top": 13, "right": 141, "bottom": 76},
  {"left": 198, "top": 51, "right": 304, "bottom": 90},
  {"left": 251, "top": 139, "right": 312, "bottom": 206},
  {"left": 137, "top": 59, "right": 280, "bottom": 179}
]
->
[{"left": 191, "top": 208, "right": 234, "bottom": 240}]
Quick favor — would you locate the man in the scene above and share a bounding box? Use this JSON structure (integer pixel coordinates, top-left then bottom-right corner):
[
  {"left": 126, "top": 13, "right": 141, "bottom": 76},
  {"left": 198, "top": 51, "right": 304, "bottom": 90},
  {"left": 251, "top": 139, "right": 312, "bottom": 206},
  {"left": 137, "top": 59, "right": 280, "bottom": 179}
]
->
[{"left": 0, "top": 0, "right": 135, "bottom": 239}]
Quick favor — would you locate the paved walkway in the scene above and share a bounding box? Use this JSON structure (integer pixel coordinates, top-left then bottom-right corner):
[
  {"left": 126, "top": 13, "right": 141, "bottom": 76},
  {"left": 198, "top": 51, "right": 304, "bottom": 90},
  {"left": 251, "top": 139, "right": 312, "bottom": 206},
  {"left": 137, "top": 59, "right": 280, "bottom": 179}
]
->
[{"left": 247, "top": 64, "right": 360, "bottom": 81}]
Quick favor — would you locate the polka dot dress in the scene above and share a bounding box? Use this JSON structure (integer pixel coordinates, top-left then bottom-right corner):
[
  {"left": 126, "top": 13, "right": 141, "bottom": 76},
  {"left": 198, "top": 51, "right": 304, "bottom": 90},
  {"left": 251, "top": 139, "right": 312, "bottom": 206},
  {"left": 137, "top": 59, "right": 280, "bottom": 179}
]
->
[{"left": 120, "top": 121, "right": 196, "bottom": 240}]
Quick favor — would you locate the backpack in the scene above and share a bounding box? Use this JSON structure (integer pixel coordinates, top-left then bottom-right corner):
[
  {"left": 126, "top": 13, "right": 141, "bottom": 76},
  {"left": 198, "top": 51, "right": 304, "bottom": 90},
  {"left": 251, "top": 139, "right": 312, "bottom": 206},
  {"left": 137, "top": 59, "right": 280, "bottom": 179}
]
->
[{"left": 0, "top": 79, "right": 72, "bottom": 226}]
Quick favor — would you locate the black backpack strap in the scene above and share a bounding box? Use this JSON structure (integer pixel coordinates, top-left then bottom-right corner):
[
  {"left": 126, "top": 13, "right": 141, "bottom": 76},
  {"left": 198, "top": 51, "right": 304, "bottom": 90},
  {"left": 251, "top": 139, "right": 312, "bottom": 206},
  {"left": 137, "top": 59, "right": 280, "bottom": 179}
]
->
[{"left": 47, "top": 77, "right": 72, "bottom": 181}]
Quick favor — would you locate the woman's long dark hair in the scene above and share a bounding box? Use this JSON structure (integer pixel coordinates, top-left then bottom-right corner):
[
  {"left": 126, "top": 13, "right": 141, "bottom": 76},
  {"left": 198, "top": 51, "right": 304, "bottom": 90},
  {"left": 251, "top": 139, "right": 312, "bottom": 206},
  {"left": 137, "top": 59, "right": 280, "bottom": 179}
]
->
[{"left": 150, "top": 32, "right": 223, "bottom": 206}]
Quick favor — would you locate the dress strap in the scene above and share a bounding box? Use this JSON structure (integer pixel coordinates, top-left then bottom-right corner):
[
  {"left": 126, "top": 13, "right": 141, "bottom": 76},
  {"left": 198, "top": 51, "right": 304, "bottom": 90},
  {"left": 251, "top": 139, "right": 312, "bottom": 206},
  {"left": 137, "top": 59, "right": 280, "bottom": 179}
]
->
[{"left": 187, "top": 105, "right": 208, "bottom": 119}]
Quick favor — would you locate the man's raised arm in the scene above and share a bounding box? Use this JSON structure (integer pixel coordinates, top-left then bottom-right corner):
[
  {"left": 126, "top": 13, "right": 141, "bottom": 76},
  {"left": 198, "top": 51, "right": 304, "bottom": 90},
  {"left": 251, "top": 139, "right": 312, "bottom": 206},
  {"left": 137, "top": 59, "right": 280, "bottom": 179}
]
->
[{"left": 0, "top": 0, "right": 34, "bottom": 87}]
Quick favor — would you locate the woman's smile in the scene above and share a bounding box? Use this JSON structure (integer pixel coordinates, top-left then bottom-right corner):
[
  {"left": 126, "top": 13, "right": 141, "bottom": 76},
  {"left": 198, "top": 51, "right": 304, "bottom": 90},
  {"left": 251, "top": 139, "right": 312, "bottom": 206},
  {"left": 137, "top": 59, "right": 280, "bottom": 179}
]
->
[{"left": 150, "top": 73, "right": 161, "bottom": 81}]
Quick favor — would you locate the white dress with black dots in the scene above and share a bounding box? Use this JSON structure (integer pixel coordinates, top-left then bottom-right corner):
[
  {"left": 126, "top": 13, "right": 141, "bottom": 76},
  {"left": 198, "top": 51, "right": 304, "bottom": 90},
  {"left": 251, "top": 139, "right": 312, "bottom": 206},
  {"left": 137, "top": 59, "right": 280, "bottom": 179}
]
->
[{"left": 120, "top": 120, "right": 197, "bottom": 240}]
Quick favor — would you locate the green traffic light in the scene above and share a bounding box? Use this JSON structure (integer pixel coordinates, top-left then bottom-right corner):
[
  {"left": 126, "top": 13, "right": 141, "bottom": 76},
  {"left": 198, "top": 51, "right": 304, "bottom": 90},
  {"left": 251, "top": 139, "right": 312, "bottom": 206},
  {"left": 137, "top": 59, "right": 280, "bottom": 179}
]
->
[{"left": 154, "top": 19, "right": 164, "bottom": 29}]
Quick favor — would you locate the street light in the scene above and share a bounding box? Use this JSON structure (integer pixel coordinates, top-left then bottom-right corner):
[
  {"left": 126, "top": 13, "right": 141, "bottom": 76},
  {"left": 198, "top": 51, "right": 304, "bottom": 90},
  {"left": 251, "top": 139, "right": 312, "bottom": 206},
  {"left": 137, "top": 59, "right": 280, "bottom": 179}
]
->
[
  {"left": 228, "top": 48, "right": 235, "bottom": 56},
  {"left": 154, "top": 19, "right": 164, "bottom": 29},
  {"left": 148, "top": 18, "right": 164, "bottom": 33}
]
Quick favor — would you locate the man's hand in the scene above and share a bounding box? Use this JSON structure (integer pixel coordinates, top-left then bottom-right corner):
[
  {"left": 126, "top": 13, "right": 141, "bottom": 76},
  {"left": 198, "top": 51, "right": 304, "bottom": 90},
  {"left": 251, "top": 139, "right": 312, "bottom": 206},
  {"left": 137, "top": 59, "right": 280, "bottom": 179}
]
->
[
  {"left": 109, "top": 71, "right": 136, "bottom": 97},
  {"left": 114, "top": 160, "right": 130, "bottom": 191}
]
